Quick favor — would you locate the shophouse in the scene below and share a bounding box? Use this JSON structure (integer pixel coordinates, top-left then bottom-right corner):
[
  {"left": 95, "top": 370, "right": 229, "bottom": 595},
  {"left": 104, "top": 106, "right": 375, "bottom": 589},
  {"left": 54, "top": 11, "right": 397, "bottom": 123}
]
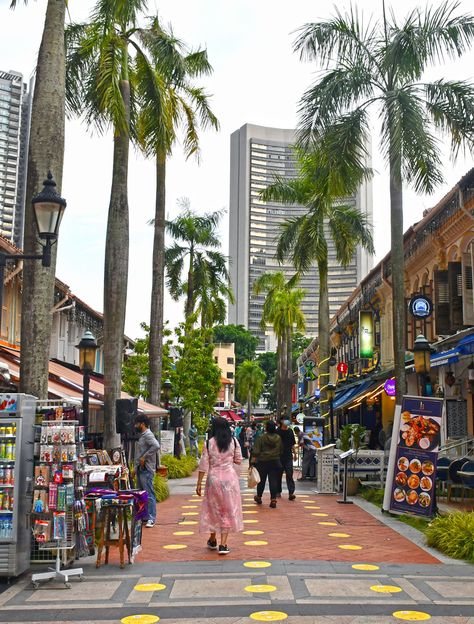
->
[{"left": 297, "top": 168, "right": 474, "bottom": 445}]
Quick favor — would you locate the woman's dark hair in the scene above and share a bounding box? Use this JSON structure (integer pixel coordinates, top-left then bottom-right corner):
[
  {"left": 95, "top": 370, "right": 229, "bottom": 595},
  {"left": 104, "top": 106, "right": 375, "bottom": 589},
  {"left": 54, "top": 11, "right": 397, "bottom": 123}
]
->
[
  {"left": 266, "top": 420, "right": 277, "bottom": 433},
  {"left": 210, "top": 417, "right": 232, "bottom": 452}
]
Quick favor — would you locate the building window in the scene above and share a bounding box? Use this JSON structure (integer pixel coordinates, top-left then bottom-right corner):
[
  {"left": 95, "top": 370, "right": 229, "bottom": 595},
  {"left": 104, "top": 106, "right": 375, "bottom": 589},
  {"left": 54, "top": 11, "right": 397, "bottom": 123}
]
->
[
  {"left": 227, "top": 357, "right": 234, "bottom": 364},
  {"left": 227, "top": 372, "right": 234, "bottom": 379}
]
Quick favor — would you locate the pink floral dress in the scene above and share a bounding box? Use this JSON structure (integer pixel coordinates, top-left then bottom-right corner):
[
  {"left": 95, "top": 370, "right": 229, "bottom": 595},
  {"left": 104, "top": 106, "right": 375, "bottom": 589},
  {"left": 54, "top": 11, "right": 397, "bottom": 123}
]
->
[{"left": 198, "top": 437, "right": 244, "bottom": 534}]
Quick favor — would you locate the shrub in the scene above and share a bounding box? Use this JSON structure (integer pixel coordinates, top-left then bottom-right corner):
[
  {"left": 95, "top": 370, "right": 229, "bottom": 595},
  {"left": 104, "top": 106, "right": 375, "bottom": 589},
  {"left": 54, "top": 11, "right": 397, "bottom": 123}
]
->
[
  {"left": 425, "top": 512, "right": 474, "bottom": 562},
  {"left": 160, "top": 454, "right": 198, "bottom": 479},
  {"left": 154, "top": 473, "right": 170, "bottom": 502}
]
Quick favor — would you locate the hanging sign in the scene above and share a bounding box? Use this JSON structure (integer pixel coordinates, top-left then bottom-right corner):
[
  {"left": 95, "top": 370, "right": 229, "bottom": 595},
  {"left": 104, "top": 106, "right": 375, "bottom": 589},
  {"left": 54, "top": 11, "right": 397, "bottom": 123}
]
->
[
  {"left": 385, "top": 396, "right": 443, "bottom": 518},
  {"left": 337, "top": 362, "right": 348, "bottom": 374},
  {"left": 409, "top": 295, "right": 433, "bottom": 319},
  {"left": 384, "top": 379, "right": 396, "bottom": 397},
  {"left": 359, "top": 311, "right": 374, "bottom": 358},
  {"left": 304, "top": 360, "right": 317, "bottom": 381}
]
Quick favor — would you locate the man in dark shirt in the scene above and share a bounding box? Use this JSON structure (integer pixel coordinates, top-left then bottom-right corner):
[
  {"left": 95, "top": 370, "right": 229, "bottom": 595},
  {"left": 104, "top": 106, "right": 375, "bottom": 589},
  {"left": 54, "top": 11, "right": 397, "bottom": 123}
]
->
[{"left": 277, "top": 418, "right": 297, "bottom": 500}]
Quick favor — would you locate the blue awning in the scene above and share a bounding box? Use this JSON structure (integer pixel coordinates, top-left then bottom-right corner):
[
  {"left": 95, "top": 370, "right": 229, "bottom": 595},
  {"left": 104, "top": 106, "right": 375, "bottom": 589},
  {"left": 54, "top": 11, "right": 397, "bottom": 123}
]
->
[
  {"left": 333, "top": 380, "right": 374, "bottom": 410},
  {"left": 457, "top": 333, "right": 474, "bottom": 356},
  {"left": 430, "top": 348, "right": 460, "bottom": 368}
]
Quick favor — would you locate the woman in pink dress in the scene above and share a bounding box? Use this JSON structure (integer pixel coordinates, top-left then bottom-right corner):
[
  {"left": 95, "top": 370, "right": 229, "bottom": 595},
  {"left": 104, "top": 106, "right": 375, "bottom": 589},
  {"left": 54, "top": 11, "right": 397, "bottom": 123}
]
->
[{"left": 196, "top": 417, "right": 243, "bottom": 554}]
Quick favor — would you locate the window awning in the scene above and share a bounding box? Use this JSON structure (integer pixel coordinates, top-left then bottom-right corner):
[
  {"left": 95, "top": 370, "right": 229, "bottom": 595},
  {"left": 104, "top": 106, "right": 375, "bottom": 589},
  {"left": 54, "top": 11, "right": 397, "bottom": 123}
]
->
[
  {"left": 219, "top": 410, "right": 243, "bottom": 422},
  {"left": 430, "top": 348, "right": 460, "bottom": 368},
  {"left": 333, "top": 380, "right": 374, "bottom": 410},
  {"left": 457, "top": 333, "right": 474, "bottom": 356}
]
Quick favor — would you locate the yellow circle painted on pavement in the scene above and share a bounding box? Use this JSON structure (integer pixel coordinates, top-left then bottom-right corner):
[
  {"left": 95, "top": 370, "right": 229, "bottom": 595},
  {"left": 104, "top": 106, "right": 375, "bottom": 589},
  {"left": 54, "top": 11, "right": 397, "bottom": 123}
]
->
[
  {"left": 163, "top": 544, "right": 187, "bottom": 550},
  {"left": 173, "top": 531, "right": 194, "bottom": 536},
  {"left": 338, "top": 544, "right": 362, "bottom": 550},
  {"left": 245, "top": 584, "right": 277, "bottom": 593},
  {"left": 134, "top": 583, "right": 166, "bottom": 592},
  {"left": 244, "top": 540, "right": 268, "bottom": 546},
  {"left": 243, "top": 561, "right": 272, "bottom": 568},
  {"left": 243, "top": 519, "right": 259, "bottom": 523},
  {"left": 370, "top": 585, "right": 402, "bottom": 593},
  {"left": 182, "top": 505, "right": 198, "bottom": 509},
  {"left": 183, "top": 512, "right": 199, "bottom": 516},
  {"left": 319, "top": 522, "right": 338, "bottom": 526},
  {"left": 311, "top": 512, "right": 328, "bottom": 517},
  {"left": 295, "top": 495, "right": 309, "bottom": 498},
  {"left": 188, "top": 499, "right": 201, "bottom": 502},
  {"left": 242, "top": 504, "right": 255, "bottom": 507},
  {"left": 243, "top": 510, "right": 258, "bottom": 514},
  {"left": 393, "top": 611, "right": 431, "bottom": 621},
  {"left": 243, "top": 530, "right": 264, "bottom": 535},
  {"left": 121, "top": 616, "right": 160, "bottom": 624},
  {"left": 352, "top": 564, "right": 379, "bottom": 571},
  {"left": 179, "top": 521, "right": 197, "bottom": 525},
  {"left": 250, "top": 611, "right": 288, "bottom": 621},
  {"left": 304, "top": 505, "right": 320, "bottom": 509},
  {"left": 328, "top": 532, "right": 351, "bottom": 538}
]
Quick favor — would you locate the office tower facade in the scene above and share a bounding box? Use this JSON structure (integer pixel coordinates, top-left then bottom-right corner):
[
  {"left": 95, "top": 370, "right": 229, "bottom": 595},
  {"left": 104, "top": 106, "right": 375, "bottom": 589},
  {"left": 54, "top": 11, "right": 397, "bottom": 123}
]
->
[
  {"left": 228, "top": 123, "right": 373, "bottom": 351},
  {"left": 0, "top": 70, "right": 31, "bottom": 247}
]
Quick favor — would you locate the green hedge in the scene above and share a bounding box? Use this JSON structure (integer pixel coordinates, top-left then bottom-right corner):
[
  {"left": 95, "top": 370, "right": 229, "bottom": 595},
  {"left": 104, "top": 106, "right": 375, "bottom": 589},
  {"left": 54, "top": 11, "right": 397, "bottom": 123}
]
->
[
  {"left": 425, "top": 512, "right": 474, "bottom": 562},
  {"left": 160, "top": 454, "right": 198, "bottom": 479},
  {"left": 153, "top": 473, "right": 170, "bottom": 502}
]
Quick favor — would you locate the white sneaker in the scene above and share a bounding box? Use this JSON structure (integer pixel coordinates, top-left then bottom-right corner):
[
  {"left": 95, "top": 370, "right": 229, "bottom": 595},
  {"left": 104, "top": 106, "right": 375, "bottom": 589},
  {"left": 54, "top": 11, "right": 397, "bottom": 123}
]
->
[{"left": 145, "top": 519, "right": 155, "bottom": 528}]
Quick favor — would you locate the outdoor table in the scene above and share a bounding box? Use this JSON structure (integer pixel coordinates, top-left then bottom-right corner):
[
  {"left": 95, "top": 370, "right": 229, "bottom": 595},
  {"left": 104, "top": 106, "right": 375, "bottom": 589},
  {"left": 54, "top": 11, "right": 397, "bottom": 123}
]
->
[{"left": 96, "top": 500, "right": 132, "bottom": 569}]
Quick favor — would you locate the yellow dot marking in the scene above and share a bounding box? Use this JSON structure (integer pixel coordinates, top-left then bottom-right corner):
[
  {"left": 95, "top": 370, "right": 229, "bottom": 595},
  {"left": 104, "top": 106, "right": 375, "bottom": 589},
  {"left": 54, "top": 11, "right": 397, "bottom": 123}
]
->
[
  {"left": 179, "top": 521, "right": 197, "bottom": 525},
  {"left": 319, "top": 522, "right": 338, "bottom": 526},
  {"left": 311, "top": 512, "right": 328, "bottom": 517},
  {"left": 295, "top": 495, "right": 309, "bottom": 498},
  {"left": 242, "top": 503, "right": 256, "bottom": 507},
  {"left": 328, "top": 532, "right": 351, "bottom": 538},
  {"left": 163, "top": 544, "right": 187, "bottom": 550},
  {"left": 243, "top": 510, "right": 258, "bottom": 514},
  {"left": 173, "top": 531, "right": 194, "bottom": 536},
  {"left": 245, "top": 584, "right": 276, "bottom": 593},
  {"left": 183, "top": 512, "right": 199, "bottom": 516},
  {"left": 243, "top": 561, "right": 272, "bottom": 568},
  {"left": 244, "top": 540, "right": 268, "bottom": 546},
  {"left": 393, "top": 611, "right": 431, "bottom": 621},
  {"left": 338, "top": 544, "right": 362, "bottom": 550},
  {"left": 182, "top": 505, "right": 198, "bottom": 509},
  {"left": 250, "top": 611, "right": 288, "bottom": 621},
  {"left": 243, "top": 530, "right": 264, "bottom": 535},
  {"left": 121, "top": 616, "right": 160, "bottom": 624},
  {"left": 352, "top": 564, "right": 380, "bottom": 571},
  {"left": 370, "top": 585, "right": 402, "bottom": 594},
  {"left": 243, "top": 519, "right": 259, "bottom": 523},
  {"left": 188, "top": 499, "right": 201, "bottom": 502},
  {"left": 134, "top": 583, "right": 166, "bottom": 592},
  {"left": 304, "top": 506, "right": 320, "bottom": 509}
]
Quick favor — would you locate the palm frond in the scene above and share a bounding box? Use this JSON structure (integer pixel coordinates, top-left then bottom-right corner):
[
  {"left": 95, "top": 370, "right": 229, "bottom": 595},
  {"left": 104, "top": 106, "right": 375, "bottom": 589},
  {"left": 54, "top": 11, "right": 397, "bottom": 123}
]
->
[
  {"left": 328, "top": 204, "right": 374, "bottom": 266},
  {"left": 184, "top": 49, "right": 213, "bottom": 77},
  {"left": 260, "top": 176, "right": 311, "bottom": 205}
]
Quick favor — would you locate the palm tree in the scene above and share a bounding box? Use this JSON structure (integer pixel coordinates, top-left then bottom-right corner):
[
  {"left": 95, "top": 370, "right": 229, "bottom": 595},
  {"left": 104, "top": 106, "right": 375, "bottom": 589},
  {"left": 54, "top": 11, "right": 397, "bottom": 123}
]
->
[
  {"left": 65, "top": 0, "right": 156, "bottom": 446},
  {"left": 164, "top": 202, "right": 232, "bottom": 320},
  {"left": 136, "top": 16, "right": 219, "bottom": 405},
  {"left": 294, "top": 1, "right": 474, "bottom": 402},
  {"left": 253, "top": 272, "right": 306, "bottom": 416},
  {"left": 194, "top": 261, "right": 234, "bottom": 328},
  {"left": 11, "top": 1, "right": 66, "bottom": 400},
  {"left": 236, "top": 360, "right": 266, "bottom": 421},
  {"left": 261, "top": 148, "right": 374, "bottom": 419}
]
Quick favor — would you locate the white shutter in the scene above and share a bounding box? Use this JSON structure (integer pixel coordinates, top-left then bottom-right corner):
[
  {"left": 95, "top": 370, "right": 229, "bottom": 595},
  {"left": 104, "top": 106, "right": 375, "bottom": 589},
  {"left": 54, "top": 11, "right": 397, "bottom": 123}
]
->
[{"left": 462, "top": 252, "right": 474, "bottom": 326}]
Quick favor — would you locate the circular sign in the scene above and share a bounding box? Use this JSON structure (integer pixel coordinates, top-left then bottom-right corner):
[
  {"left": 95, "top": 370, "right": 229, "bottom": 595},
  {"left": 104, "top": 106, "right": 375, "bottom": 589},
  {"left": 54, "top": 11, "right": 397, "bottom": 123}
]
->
[
  {"left": 337, "top": 362, "right": 348, "bottom": 374},
  {"left": 296, "top": 413, "right": 304, "bottom": 424},
  {"left": 409, "top": 295, "right": 433, "bottom": 319},
  {"left": 384, "top": 379, "right": 396, "bottom": 397}
]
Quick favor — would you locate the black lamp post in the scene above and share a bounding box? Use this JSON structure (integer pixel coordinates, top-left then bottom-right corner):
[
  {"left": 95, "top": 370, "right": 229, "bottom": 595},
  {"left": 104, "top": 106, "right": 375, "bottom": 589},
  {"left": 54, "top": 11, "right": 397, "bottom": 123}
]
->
[
  {"left": 327, "top": 383, "right": 336, "bottom": 442},
  {"left": 75, "top": 330, "right": 98, "bottom": 436},
  {"left": 163, "top": 378, "right": 172, "bottom": 429},
  {"left": 413, "top": 334, "right": 431, "bottom": 396},
  {"left": 0, "top": 172, "right": 66, "bottom": 334}
]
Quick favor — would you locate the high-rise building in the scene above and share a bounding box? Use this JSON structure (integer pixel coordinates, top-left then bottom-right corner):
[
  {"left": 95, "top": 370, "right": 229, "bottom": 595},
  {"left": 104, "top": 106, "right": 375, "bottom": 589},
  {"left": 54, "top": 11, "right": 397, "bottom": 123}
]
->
[
  {"left": 0, "top": 70, "right": 31, "bottom": 247},
  {"left": 228, "top": 123, "right": 373, "bottom": 351}
]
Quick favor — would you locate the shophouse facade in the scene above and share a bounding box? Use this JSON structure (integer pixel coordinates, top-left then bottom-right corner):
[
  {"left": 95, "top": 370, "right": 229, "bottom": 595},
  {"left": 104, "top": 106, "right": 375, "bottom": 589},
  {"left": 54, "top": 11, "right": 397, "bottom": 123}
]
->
[
  {"left": 213, "top": 342, "right": 235, "bottom": 409},
  {"left": 297, "top": 168, "right": 474, "bottom": 444}
]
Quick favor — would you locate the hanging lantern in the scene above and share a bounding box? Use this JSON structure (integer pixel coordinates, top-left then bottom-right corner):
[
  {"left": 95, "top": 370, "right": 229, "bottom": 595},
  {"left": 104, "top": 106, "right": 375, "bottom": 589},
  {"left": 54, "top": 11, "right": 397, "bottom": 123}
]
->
[{"left": 445, "top": 371, "right": 456, "bottom": 387}]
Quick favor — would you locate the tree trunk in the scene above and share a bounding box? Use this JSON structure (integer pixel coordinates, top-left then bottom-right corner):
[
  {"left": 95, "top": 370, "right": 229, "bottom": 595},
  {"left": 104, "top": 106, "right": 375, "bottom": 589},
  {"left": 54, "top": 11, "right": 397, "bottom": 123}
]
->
[
  {"left": 185, "top": 248, "right": 194, "bottom": 319},
  {"left": 279, "top": 330, "right": 287, "bottom": 417},
  {"left": 389, "top": 147, "right": 406, "bottom": 404},
  {"left": 103, "top": 79, "right": 130, "bottom": 449},
  {"left": 275, "top": 335, "right": 282, "bottom": 415},
  {"left": 19, "top": 0, "right": 66, "bottom": 399},
  {"left": 247, "top": 390, "right": 252, "bottom": 421},
  {"left": 286, "top": 327, "right": 293, "bottom": 418},
  {"left": 148, "top": 153, "right": 166, "bottom": 407},
  {"left": 318, "top": 259, "right": 330, "bottom": 432}
]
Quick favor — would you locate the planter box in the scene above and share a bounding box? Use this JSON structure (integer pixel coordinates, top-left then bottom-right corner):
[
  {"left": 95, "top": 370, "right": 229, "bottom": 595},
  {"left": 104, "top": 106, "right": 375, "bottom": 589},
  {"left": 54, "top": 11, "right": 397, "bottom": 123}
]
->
[{"left": 157, "top": 466, "right": 168, "bottom": 478}]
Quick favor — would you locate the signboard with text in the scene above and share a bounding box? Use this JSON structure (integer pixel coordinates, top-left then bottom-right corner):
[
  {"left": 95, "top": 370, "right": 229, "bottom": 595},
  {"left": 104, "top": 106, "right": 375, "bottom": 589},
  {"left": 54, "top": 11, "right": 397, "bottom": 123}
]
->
[{"left": 359, "top": 311, "right": 374, "bottom": 358}]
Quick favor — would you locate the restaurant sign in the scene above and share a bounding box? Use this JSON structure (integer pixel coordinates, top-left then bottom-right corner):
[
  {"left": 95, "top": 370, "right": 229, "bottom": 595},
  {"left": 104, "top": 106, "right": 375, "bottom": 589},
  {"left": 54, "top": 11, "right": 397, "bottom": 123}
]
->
[{"left": 359, "top": 310, "right": 374, "bottom": 358}]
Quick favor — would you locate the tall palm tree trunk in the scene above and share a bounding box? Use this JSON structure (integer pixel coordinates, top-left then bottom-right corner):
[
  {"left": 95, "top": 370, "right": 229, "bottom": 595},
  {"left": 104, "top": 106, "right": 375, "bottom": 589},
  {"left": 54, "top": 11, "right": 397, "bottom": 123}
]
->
[
  {"left": 20, "top": 0, "right": 66, "bottom": 399},
  {"left": 275, "top": 336, "right": 282, "bottom": 414},
  {"left": 148, "top": 152, "right": 166, "bottom": 406},
  {"left": 185, "top": 249, "right": 195, "bottom": 319},
  {"left": 247, "top": 390, "right": 252, "bottom": 421},
  {"left": 389, "top": 153, "right": 406, "bottom": 404},
  {"left": 279, "top": 331, "right": 287, "bottom": 417},
  {"left": 103, "top": 78, "right": 130, "bottom": 449},
  {"left": 286, "top": 327, "right": 293, "bottom": 418},
  {"left": 318, "top": 259, "right": 330, "bottom": 430}
]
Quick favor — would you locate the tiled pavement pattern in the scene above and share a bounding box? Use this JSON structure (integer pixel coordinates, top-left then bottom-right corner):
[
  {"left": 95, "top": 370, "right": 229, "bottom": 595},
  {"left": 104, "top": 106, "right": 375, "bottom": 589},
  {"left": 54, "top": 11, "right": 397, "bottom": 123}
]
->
[{"left": 2, "top": 466, "right": 473, "bottom": 623}]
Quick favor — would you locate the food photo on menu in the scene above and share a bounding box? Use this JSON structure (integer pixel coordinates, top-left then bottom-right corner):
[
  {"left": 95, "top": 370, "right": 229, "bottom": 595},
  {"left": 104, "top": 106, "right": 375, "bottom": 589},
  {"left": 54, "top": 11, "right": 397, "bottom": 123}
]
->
[{"left": 399, "top": 410, "right": 441, "bottom": 451}]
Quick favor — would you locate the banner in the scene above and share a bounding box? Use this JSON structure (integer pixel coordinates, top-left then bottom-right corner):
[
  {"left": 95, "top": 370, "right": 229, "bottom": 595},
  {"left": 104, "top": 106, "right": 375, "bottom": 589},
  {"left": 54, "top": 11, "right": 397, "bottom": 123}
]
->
[
  {"left": 160, "top": 430, "right": 175, "bottom": 456},
  {"left": 359, "top": 310, "right": 374, "bottom": 358},
  {"left": 385, "top": 396, "right": 443, "bottom": 517}
]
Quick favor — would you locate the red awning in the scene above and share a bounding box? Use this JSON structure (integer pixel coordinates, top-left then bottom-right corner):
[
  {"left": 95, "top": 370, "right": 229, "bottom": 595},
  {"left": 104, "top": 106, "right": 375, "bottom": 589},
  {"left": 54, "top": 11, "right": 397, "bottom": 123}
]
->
[{"left": 220, "top": 410, "right": 243, "bottom": 422}]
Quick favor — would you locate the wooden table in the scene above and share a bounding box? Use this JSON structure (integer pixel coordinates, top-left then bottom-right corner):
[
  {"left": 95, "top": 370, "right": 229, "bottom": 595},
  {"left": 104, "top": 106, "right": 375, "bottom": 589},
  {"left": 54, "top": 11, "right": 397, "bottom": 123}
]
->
[{"left": 96, "top": 501, "right": 132, "bottom": 569}]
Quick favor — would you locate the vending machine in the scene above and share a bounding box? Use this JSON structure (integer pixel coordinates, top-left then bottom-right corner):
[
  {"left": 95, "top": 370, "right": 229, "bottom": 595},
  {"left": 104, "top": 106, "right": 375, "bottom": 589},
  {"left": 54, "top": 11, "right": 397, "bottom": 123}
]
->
[{"left": 0, "top": 393, "right": 36, "bottom": 577}]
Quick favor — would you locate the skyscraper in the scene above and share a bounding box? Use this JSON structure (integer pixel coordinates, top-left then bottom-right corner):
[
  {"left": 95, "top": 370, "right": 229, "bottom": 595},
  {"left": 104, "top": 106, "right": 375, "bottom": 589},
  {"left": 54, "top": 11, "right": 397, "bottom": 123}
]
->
[
  {"left": 0, "top": 70, "right": 31, "bottom": 247},
  {"left": 228, "top": 123, "right": 373, "bottom": 351}
]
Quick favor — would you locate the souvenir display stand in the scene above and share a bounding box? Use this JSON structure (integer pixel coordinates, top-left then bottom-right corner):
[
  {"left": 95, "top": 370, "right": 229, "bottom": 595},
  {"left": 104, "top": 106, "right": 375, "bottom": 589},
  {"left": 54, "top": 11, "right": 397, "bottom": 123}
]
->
[{"left": 0, "top": 393, "right": 36, "bottom": 578}]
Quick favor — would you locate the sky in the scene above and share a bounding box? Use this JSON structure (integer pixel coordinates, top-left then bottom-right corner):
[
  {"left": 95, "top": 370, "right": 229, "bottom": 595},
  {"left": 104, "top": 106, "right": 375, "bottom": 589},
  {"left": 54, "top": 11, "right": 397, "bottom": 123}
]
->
[{"left": 0, "top": 0, "right": 473, "bottom": 339}]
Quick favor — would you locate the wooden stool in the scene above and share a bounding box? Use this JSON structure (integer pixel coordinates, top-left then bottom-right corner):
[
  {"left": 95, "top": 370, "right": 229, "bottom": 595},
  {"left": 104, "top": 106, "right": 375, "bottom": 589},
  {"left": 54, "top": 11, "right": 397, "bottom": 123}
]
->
[{"left": 96, "top": 502, "right": 132, "bottom": 569}]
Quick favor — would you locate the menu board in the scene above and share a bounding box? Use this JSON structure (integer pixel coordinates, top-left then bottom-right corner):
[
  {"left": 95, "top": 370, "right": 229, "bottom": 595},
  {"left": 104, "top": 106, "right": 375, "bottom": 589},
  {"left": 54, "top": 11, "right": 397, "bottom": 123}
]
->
[{"left": 389, "top": 396, "right": 443, "bottom": 517}]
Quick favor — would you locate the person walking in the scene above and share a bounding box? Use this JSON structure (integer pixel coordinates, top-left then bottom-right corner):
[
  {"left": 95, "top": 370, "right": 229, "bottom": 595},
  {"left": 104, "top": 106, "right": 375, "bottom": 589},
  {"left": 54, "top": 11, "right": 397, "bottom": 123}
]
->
[
  {"left": 277, "top": 418, "right": 297, "bottom": 500},
  {"left": 188, "top": 424, "right": 199, "bottom": 458},
  {"left": 196, "top": 417, "right": 243, "bottom": 555},
  {"left": 299, "top": 432, "right": 317, "bottom": 481},
  {"left": 134, "top": 415, "right": 160, "bottom": 528},
  {"left": 251, "top": 420, "right": 283, "bottom": 508}
]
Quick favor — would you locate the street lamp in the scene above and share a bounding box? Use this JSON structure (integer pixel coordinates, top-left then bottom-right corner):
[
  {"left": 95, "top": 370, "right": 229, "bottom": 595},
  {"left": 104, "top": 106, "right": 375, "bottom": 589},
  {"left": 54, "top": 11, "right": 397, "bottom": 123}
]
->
[
  {"left": 413, "top": 334, "right": 431, "bottom": 396},
  {"left": 0, "top": 172, "right": 66, "bottom": 334},
  {"left": 326, "top": 383, "right": 336, "bottom": 442},
  {"left": 75, "top": 330, "right": 98, "bottom": 436},
  {"left": 163, "top": 378, "right": 172, "bottom": 429}
]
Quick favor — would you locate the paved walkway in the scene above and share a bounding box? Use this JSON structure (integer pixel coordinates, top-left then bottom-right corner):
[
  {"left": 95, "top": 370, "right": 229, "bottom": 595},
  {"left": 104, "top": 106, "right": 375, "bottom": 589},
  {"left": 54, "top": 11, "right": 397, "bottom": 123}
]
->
[{"left": 1, "top": 466, "right": 473, "bottom": 624}]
